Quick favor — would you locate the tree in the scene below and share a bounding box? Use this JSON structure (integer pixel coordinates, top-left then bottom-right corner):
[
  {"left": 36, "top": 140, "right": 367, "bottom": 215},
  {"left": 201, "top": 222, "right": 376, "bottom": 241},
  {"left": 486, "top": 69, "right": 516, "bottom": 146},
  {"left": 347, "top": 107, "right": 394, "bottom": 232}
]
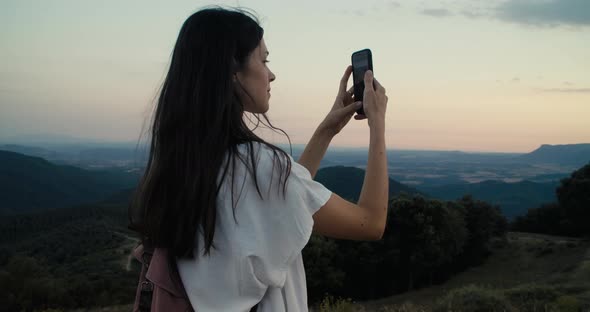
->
[
  {"left": 512, "top": 203, "right": 563, "bottom": 235},
  {"left": 557, "top": 162, "right": 590, "bottom": 236},
  {"left": 389, "top": 195, "right": 468, "bottom": 290},
  {"left": 303, "top": 235, "right": 346, "bottom": 303},
  {"left": 458, "top": 195, "right": 507, "bottom": 264}
]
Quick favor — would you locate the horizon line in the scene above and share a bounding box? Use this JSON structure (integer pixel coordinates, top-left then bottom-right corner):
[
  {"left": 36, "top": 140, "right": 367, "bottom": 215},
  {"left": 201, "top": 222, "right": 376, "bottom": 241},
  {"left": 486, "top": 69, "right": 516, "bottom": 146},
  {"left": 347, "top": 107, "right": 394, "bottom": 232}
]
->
[{"left": 4, "top": 139, "right": 588, "bottom": 155}]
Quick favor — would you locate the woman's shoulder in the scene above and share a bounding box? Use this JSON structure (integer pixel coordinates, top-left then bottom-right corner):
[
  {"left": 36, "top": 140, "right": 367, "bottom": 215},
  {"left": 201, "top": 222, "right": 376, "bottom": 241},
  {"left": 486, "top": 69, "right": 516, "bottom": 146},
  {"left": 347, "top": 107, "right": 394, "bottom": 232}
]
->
[{"left": 236, "top": 141, "right": 293, "bottom": 165}]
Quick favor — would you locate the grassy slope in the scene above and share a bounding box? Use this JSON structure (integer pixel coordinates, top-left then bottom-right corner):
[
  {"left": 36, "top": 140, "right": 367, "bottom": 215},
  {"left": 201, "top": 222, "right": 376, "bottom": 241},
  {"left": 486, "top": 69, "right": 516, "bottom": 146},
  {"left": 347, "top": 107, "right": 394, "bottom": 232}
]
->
[{"left": 355, "top": 232, "right": 590, "bottom": 311}]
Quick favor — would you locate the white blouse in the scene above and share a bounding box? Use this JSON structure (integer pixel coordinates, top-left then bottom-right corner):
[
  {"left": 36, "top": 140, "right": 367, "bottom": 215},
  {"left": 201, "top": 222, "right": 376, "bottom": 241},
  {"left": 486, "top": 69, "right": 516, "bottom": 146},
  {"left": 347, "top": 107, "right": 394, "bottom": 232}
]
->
[{"left": 177, "top": 141, "right": 333, "bottom": 311}]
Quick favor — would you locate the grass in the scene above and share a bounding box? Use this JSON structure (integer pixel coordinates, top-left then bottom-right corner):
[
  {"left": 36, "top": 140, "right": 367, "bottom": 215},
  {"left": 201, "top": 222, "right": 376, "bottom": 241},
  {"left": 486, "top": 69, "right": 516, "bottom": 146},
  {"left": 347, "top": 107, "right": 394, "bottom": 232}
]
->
[{"left": 314, "top": 232, "right": 590, "bottom": 312}]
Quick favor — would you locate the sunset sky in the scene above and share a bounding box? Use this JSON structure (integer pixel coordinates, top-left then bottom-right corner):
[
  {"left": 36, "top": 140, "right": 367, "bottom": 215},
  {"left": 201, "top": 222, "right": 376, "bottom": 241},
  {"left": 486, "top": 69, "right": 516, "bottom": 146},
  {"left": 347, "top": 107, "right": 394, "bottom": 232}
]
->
[{"left": 1, "top": 0, "right": 589, "bottom": 152}]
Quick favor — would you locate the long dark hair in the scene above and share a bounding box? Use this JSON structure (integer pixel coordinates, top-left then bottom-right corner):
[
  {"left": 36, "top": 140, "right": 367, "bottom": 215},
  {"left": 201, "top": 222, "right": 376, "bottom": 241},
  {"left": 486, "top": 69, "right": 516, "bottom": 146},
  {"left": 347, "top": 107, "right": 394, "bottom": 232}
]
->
[{"left": 129, "top": 7, "right": 292, "bottom": 259}]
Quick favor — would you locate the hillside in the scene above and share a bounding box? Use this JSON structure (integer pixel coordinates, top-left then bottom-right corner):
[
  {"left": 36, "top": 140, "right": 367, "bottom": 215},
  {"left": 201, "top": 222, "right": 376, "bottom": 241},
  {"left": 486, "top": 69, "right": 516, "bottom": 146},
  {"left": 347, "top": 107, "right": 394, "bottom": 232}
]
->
[
  {"left": 315, "top": 166, "right": 423, "bottom": 201},
  {"left": 0, "top": 150, "right": 139, "bottom": 214},
  {"left": 0, "top": 201, "right": 140, "bottom": 310},
  {"left": 356, "top": 232, "right": 590, "bottom": 311},
  {"left": 519, "top": 143, "right": 590, "bottom": 167},
  {"left": 418, "top": 180, "right": 559, "bottom": 219}
]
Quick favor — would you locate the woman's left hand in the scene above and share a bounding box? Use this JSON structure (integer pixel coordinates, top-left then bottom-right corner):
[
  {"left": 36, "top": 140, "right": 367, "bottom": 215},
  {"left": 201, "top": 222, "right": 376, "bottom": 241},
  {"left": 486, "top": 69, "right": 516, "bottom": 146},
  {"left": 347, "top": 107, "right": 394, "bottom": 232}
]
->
[{"left": 319, "top": 65, "right": 363, "bottom": 136}]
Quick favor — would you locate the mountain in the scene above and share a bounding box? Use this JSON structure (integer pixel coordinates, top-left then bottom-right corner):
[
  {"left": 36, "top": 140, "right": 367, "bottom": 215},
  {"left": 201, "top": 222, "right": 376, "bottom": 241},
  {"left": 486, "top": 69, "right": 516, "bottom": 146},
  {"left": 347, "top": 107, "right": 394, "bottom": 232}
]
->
[
  {"left": 0, "top": 150, "right": 139, "bottom": 214},
  {"left": 0, "top": 143, "right": 147, "bottom": 169},
  {"left": 418, "top": 180, "right": 559, "bottom": 219},
  {"left": 314, "top": 166, "right": 422, "bottom": 202},
  {"left": 519, "top": 143, "right": 590, "bottom": 166},
  {"left": 0, "top": 144, "right": 59, "bottom": 160}
]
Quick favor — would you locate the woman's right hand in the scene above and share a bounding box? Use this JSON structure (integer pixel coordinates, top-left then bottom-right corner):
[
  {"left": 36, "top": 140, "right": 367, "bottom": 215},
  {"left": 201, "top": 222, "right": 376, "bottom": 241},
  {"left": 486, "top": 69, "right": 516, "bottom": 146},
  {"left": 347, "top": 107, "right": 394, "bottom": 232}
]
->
[{"left": 354, "top": 70, "right": 388, "bottom": 128}]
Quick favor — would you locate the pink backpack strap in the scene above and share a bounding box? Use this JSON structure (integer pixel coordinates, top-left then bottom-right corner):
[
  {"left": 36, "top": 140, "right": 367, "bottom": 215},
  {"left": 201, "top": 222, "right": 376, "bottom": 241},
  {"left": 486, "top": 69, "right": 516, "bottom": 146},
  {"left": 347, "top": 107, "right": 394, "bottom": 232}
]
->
[
  {"left": 132, "top": 243, "right": 155, "bottom": 312},
  {"left": 146, "top": 248, "right": 191, "bottom": 299},
  {"left": 132, "top": 242, "right": 194, "bottom": 312}
]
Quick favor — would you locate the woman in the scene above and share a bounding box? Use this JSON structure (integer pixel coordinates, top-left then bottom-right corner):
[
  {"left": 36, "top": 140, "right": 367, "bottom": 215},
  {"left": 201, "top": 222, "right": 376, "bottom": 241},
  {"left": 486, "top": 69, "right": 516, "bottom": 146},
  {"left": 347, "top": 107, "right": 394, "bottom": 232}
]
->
[{"left": 129, "top": 6, "right": 389, "bottom": 312}]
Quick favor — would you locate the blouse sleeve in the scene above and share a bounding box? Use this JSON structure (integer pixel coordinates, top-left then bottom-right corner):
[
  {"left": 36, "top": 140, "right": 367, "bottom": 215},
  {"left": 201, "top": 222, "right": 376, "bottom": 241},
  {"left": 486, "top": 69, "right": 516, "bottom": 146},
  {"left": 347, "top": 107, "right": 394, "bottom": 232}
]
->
[{"left": 238, "top": 147, "right": 332, "bottom": 295}]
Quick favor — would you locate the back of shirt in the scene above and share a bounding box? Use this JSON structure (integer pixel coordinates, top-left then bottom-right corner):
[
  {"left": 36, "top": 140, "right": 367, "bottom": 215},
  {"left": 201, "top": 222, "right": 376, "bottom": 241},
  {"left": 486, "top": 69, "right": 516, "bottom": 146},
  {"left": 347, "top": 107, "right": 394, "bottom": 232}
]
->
[{"left": 177, "top": 141, "right": 332, "bottom": 312}]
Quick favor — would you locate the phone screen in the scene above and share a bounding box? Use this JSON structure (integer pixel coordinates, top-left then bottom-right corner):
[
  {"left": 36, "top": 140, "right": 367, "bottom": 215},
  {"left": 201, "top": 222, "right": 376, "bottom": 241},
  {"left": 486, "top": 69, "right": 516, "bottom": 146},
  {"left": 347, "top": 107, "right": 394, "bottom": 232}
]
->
[
  {"left": 353, "top": 54, "right": 369, "bottom": 86},
  {"left": 352, "top": 49, "right": 373, "bottom": 115}
]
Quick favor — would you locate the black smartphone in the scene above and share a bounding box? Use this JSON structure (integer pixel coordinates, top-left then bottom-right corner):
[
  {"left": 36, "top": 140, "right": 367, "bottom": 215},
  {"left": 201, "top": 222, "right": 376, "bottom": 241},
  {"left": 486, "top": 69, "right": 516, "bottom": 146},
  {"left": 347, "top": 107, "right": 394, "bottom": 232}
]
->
[{"left": 351, "top": 49, "right": 373, "bottom": 115}]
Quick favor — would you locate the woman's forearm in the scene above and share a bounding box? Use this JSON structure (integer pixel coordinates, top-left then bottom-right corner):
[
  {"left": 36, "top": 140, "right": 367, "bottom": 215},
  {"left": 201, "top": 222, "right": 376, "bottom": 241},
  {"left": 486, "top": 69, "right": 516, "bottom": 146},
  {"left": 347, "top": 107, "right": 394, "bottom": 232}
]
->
[
  {"left": 358, "top": 121, "right": 388, "bottom": 236},
  {"left": 297, "top": 126, "right": 334, "bottom": 179}
]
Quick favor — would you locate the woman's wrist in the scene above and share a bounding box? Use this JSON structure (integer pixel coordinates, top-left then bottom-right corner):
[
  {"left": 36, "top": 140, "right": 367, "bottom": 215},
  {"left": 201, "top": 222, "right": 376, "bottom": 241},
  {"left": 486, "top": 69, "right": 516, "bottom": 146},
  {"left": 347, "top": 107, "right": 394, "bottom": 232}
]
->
[
  {"left": 298, "top": 123, "right": 334, "bottom": 178},
  {"left": 317, "top": 121, "right": 338, "bottom": 138},
  {"left": 368, "top": 117, "right": 386, "bottom": 131}
]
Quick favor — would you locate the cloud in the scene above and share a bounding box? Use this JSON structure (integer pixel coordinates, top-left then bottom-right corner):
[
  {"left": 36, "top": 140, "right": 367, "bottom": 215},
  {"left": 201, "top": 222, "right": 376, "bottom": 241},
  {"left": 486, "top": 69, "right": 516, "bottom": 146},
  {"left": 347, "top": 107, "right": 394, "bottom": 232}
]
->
[
  {"left": 421, "top": 8, "right": 453, "bottom": 18},
  {"left": 462, "top": 10, "right": 486, "bottom": 19},
  {"left": 539, "top": 87, "right": 590, "bottom": 93},
  {"left": 496, "top": 0, "right": 590, "bottom": 27},
  {"left": 388, "top": 1, "right": 401, "bottom": 9},
  {"left": 353, "top": 9, "right": 366, "bottom": 17},
  {"left": 339, "top": 0, "right": 402, "bottom": 17}
]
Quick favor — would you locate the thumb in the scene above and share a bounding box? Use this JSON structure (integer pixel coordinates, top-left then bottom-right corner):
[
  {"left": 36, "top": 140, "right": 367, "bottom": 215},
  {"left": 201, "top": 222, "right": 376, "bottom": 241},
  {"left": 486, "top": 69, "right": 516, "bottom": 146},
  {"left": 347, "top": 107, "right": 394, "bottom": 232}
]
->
[
  {"left": 335, "top": 102, "right": 362, "bottom": 118},
  {"left": 364, "top": 70, "right": 375, "bottom": 93},
  {"left": 343, "top": 101, "right": 363, "bottom": 113}
]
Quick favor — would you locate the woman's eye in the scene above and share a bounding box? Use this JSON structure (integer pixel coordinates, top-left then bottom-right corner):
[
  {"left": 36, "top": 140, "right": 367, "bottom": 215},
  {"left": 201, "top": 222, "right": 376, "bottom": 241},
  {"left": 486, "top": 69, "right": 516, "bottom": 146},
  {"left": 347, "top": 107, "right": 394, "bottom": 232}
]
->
[{"left": 263, "top": 60, "right": 270, "bottom": 64}]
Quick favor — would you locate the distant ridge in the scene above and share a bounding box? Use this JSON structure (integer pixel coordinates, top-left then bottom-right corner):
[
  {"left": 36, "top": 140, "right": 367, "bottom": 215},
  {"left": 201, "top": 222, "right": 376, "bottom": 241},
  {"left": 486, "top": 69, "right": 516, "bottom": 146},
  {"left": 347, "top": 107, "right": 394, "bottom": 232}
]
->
[
  {"left": 520, "top": 143, "right": 590, "bottom": 166},
  {"left": 0, "top": 150, "right": 138, "bottom": 214},
  {"left": 0, "top": 144, "right": 59, "bottom": 160},
  {"left": 418, "top": 179, "right": 559, "bottom": 219},
  {"left": 100, "top": 166, "right": 423, "bottom": 207},
  {"left": 314, "top": 166, "right": 422, "bottom": 202}
]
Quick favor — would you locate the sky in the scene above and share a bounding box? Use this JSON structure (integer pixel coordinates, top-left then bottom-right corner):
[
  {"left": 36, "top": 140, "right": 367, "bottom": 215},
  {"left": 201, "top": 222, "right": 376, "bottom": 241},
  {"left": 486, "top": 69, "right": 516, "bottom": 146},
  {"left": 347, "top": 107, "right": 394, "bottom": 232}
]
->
[{"left": 0, "top": 0, "right": 589, "bottom": 153}]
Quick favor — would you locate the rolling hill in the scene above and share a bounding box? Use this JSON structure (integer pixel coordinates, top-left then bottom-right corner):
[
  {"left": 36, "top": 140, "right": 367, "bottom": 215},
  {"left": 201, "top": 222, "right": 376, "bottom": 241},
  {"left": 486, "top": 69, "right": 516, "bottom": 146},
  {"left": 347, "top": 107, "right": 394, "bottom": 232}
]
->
[
  {"left": 0, "top": 150, "right": 139, "bottom": 214},
  {"left": 315, "top": 166, "right": 422, "bottom": 201},
  {"left": 418, "top": 179, "right": 559, "bottom": 219}
]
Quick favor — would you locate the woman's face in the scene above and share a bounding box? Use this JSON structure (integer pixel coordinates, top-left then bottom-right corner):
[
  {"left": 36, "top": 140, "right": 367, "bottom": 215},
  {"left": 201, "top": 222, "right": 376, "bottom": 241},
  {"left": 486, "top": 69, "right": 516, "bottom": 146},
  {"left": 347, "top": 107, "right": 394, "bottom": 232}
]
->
[{"left": 235, "top": 38, "right": 275, "bottom": 114}]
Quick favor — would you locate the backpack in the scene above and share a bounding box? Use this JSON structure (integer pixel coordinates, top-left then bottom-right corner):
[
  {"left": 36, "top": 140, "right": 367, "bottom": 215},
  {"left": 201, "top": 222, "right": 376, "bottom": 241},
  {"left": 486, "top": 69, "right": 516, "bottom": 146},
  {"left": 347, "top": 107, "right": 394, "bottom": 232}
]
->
[{"left": 132, "top": 239, "right": 259, "bottom": 312}]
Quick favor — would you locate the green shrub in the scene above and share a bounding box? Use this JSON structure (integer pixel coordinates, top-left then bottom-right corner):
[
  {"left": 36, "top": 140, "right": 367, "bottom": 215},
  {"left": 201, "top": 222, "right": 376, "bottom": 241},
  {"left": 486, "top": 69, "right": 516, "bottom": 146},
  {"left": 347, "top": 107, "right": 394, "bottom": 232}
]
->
[
  {"left": 504, "top": 284, "right": 560, "bottom": 312},
  {"left": 550, "top": 295, "right": 581, "bottom": 312},
  {"left": 432, "top": 285, "right": 515, "bottom": 312},
  {"left": 574, "top": 261, "right": 590, "bottom": 282},
  {"left": 378, "top": 303, "right": 427, "bottom": 312},
  {"left": 318, "top": 294, "right": 363, "bottom": 312}
]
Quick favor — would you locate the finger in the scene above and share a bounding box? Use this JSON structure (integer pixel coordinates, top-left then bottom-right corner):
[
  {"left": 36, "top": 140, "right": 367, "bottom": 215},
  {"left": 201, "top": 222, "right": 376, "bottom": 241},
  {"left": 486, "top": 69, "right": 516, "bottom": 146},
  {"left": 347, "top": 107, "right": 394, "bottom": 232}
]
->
[
  {"left": 346, "top": 86, "right": 355, "bottom": 101},
  {"left": 334, "top": 101, "right": 362, "bottom": 119},
  {"left": 374, "top": 78, "right": 385, "bottom": 94},
  {"left": 347, "top": 86, "right": 354, "bottom": 95},
  {"left": 345, "top": 101, "right": 363, "bottom": 113},
  {"left": 364, "top": 70, "right": 375, "bottom": 93},
  {"left": 354, "top": 114, "right": 367, "bottom": 120},
  {"left": 339, "top": 65, "right": 353, "bottom": 93}
]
